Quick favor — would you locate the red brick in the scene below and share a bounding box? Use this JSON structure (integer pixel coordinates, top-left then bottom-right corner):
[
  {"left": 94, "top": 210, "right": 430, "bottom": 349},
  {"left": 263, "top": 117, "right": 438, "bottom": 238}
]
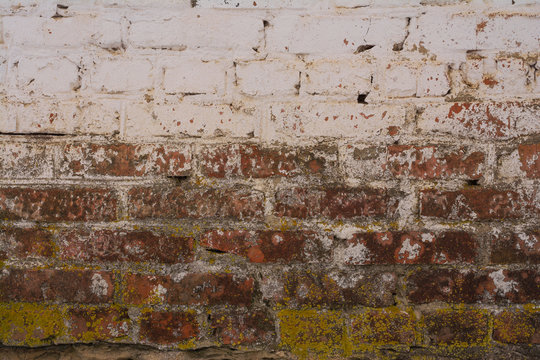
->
[
  {"left": 200, "top": 143, "right": 336, "bottom": 178},
  {"left": 275, "top": 271, "right": 396, "bottom": 308},
  {"left": 386, "top": 145, "right": 484, "bottom": 179},
  {"left": 127, "top": 186, "right": 264, "bottom": 220},
  {"left": 123, "top": 273, "right": 254, "bottom": 306},
  {"left": 0, "top": 227, "right": 55, "bottom": 260},
  {"left": 407, "top": 268, "right": 540, "bottom": 304},
  {"left": 0, "top": 188, "right": 117, "bottom": 222},
  {"left": 139, "top": 310, "right": 198, "bottom": 345},
  {"left": 69, "top": 307, "right": 131, "bottom": 342},
  {"left": 341, "top": 231, "right": 477, "bottom": 265},
  {"left": 493, "top": 309, "right": 540, "bottom": 344},
  {"left": 60, "top": 143, "right": 191, "bottom": 177},
  {"left": 200, "top": 230, "right": 331, "bottom": 263},
  {"left": 275, "top": 187, "right": 395, "bottom": 220},
  {"left": 351, "top": 308, "right": 416, "bottom": 346},
  {"left": 491, "top": 230, "right": 540, "bottom": 264},
  {"left": 58, "top": 229, "right": 194, "bottom": 264},
  {"left": 0, "top": 269, "right": 114, "bottom": 303},
  {"left": 518, "top": 143, "right": 540, "bottom": 179},
  {"left": 209, "top": 310, "right": 275, "bottom": 346},
  {"left": 423, "top": 309, "right": 489, "bottom": 345},
  {"left": 420, "top": 189, "right": 522, "bottom": 220}
]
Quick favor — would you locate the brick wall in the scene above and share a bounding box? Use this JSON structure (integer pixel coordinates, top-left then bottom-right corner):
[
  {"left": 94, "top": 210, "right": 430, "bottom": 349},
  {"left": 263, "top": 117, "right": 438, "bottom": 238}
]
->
[{"left": 0, "top": 0, "right": 539, "bottom": 359}]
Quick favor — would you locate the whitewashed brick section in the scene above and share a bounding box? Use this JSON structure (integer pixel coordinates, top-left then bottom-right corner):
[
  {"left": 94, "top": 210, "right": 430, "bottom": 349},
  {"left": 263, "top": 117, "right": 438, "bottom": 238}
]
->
[
  {"left": 125, "top": 102, "right": 260, "bottom": 138},
  {"left": 90, "top": 59, "right": 154, "bottom": 93},
  {"left": 417, "top": 64, "right": 450, "bottom": 97},
  {"left": 236, "top": 61, "right": 300, "bottom": 96},
  {"left": 3, "top": 16, "right": 121, "bottom": 48},
  {"left": 16, "top": 57, "right": 80, "bottom": 95},
  {"left": 163, "top": 59, "right": 228, "bottom": 95},
  {"left": 477, "top": 14, "right": 540, "bottom": 51},
  {"left": 194, "top": 0, "right": 323, "bottom": 8},
  {"left": 266, "top": 15, "right": 407, "bottom": 54},
  {"left": 264, "top": 103, "right": 406, "bottom": 140},
  {"left": 301, "top": 59, "right": 372, "bottom": 97},
  {"left": 129, "top": 11, "right": 263, "bottom": 52},
  {"left": 0, "top": 142, "right": 54, "bottom": 178},
  {"left": 384, "top": 63, "right": 417, "bottom": 98}
]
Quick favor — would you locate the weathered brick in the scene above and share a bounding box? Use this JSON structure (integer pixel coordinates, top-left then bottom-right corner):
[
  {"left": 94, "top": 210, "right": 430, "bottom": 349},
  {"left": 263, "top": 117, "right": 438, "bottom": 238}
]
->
[
  {"left": 162, "top": 58, "right": 227, "bottom": 95},
  {"left": 200, "top": 230, "right": 331, "bottom": 263},
  {"left": 423, "top": 309, "right": 489, "bottom": 346},
  {"left": 477, "top": 14, "right": 540, "bottom": 52},
  {"left": 384, "top": 63, "right": 417, "bottom": 97},
  {"left": 139, "top": 310, "right": 198, "bottom": 345},
  {"left": 517, "top": 143, "right": 540, "bottom": 179},
  {"left": 493, "top": 308, "right": 540, "bottom": 344},
  {"left": 338, "top": 231, "right": 477, "bottom": 265},
  {"left": 127, "top": 186, "right": 263, "bottom": 220},
  {"left": 16, "top": 57, "right": 80, "bottom": 95},
  {"left": 69, "top": 307, "right": 131, "bottom": 342},
  {"left": 209, "top": 310, "right": 275, "bottom": 346},
  {"left": 386, "top": 145, "right": 485, "bottom": 179},
  {"left": 59, "top": 143, "right": 191, "bottom": 178},
  {"left": 0, "top": 269, "right": 114, "bottom": 303},
  {"left": 123, "top": 273, "right": 254, "bottom": 306},
  {"left": 199, "top": 143, "right": 337, "bottom": 178},
  {"left": 491, "top": 230, "right": 540, "bottom": 264},
  {"left": 0, "top": 187, "right": 118, "bottom": 222},
  {"left": 0, "top": 142, "right": 54, "bottom": 179},
  {"left": 0, "top": 227, "right": 55, "bottom": 260},
  {"left": 407, "top": 268, "right": 540, "bottom": 304},
  {"left": 91, "top": 59, "right": 154, "bottom": 93},
  {"left": 418, "top": 102, "right": 540, "bottom": 139},
  {"left": 275, "top": 187, "right": 395, "bottom": 220},
  {"left": 417, "top": 64, "right": 450, "bottom": 97},
  {"left": 236, "top": 60, "right": 300, "bottom": 96},
  {"left": 420, "top": 189, "right": 523, "bottom": 220},
  {"left": 351, "top": 308, "right": 416, "bottom": 346},
  {"left": 58, "top": 229, "right": 194, "bottom": 264}
]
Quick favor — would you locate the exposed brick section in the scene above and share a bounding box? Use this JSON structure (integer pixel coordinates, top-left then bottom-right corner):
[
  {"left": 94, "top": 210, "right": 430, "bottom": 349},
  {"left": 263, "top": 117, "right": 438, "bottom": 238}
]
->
[
  {"left": 0, "top": 227, "right": 55, "bottom": 260},
  {"left": 123, "top": 273, "right": 254, "bottom": 306},
  {"left": 420, "top": 189, "right": 523, "bottom": 220},
  {"left": 200, "top": 230, "right": 330, "bottom": 263},
  {"left": 386, "top": 145, "right": 485, "bottom": 179},
  {"left": 209, "top": 310, "right": 275, "bottom": 346},
  {"left": 407, "top": 268, "right": 540, "bottom": 304},
  {"left": 0, "top": 188, "right": 117, "bottom": 222},
  {"left": 0, "top": 269, "right": 114, "bottom": 304},
  {"left": 200, "top": 143, "right": 337, "bottom": 178},
  {"left": 275, "top": 187, "right": 395, "bottom": 220},
  {"left": 276, "top": 271, "right": 397, "bottom": 308},
  {"left": 127, "top": 186, "right": 264, "bottom": 220},
  {"left": 493, "top": 309, "right": 540, "bottom": 344},
  {"left": 340, "top": 231, "right": 477, "bottom": 265},
  {"left": 60, "top": 143, "right": 191, "bottom": 177},
  {"left": 139, "top": 311, "right": 199, "bottom": 345},
  {"left": 423, "top": 309, "right": 489, "bottom": 346},
  {"left": 351, "top": 308, "right": 416, "bottom": 346},
  {"left": 58, "top": 229, "right": 194, "bottom": 264},
  {"left": 518, "top": 144, "right": 540, "bottom": 179},
  {"left": 69, "top": 307, "right": 131, "bottom": 342},
  {"left": 491, "top": 230, "right": 540, "bottom": 264}
]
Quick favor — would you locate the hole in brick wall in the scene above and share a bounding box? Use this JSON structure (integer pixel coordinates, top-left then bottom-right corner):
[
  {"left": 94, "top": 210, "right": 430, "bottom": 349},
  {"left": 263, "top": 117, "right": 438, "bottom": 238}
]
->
[
  {"left": 168, "top": 175, "right": 190, "bottom": 184},
  {"left": 466, "top": 179, "right": 479, "bottom": 186},
  {"left": 357, "top": 93, "right": 368, "bottom": 104},
  {"left": 57, "top": 4, "right": 68, "bottom": 9},
  {"left": 263, "top": 20, "right": 270, "bottom": 27},
  {"left": 190, "top": 0, "right": 198, "bottom": 7},
  {"left": 205, "top": 248, "right": 227, "bottom": 254},
  {"left": 354, "top": 44, "right": 375, "bottom": 53}
]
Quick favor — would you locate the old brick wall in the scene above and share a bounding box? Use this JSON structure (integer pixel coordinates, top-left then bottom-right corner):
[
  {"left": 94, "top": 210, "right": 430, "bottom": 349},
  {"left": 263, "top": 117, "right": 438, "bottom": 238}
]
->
[{"left": 0, "top": 0, "right": 539, "bottom": 359}]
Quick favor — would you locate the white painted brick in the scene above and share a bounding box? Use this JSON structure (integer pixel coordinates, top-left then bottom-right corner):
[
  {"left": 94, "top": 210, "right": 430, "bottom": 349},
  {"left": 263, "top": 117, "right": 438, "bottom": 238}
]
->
[
  {"left": 417, "top": 64, "right": 450, "bottom": 97},
  {"left": 163, "top": 59, "right": 228, "bottom": 95},
  {"left": 194, "top": 0, "right": 325, "bottom": 8},
  {"left": 477, "top": 14, "right": 540, "bottom": 52},
  {"left": 266, "top": 15, "right": 407, "bottom": 54},
  {"left": 129, "top": 11, "right": 263, "bottom": 52},
  {"left": 0, "top": 142, "right": 54, "bottom": 178},
  {"left": 0, "top": 103, "right": 16, "bottom": 132},
  {"left": 16, "top": 57, "right": 80, "bottom": 95},
  {"left": 264, "top": 102, "right": 406, "bottom": 140},
  {"left": 91, "top": 59, "right": 154, "bottom": 93},
  {"left": 460, "top": 58, "right": 484, "bottom": 87},
  {"left": 236, "top": 61, "right": 300, "bottom": 96},
  {"left": 125, "top": 102, "right": 260, "bottom": 138},
  {"left": 384, "top": 63, "right": 417, "bottom": 98},
  {"left": 481, "top": 57, "right": 529, "bottom": 95},
  {"left": 3, "top": 16, "right": 121, "bottom": 48},
  {"left": 301, "top": 59, "right": 372, "bottom": 97}
]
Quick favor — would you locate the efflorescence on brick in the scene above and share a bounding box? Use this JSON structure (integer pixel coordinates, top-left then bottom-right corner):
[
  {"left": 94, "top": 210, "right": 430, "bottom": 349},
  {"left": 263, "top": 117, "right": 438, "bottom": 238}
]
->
[{"left": 0, "top": 0, "right": 539, "bottom": 359}]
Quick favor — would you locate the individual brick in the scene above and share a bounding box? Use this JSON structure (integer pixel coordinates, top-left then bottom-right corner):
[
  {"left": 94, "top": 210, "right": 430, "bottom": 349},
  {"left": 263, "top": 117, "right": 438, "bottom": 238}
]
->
[
  {"left": 59, "top": 143, "right": 191, "bottom": 178},
  {"left": 0, "top": 227, "right": 55, "bottom": 260},
  {"left": 236, "top": 60, "right": 300, "bottom": 96},
  {"left": 0, "top": 187, "right": 118, "bottom": 222},
  {"left": 0, "top": 142, "right": 54, "bottom": 179},
  {"left": 68, "top": 306, "right": 131, "bottom": 342},
  {"left": 416, "top": 64, "right": 450, "bottom": 97},
  {"left": 338, "top": 231, "right": 477, "bottom": 265},
  {"left": 490, "top": 230, "right": 540, "bottom": 264},
  {"left": 351, "top": 308, "right": 416, "bottom": 346},
  {"left": 58, "top": 229, "right": 194, "bottom": 264},
  {"left": 0, "top": 269, "right": 114, "bottom": 304},
  {"left": 517, "top": 144, "right": 540, "bottom": 179},
  {"left": 139, "top": 310, "right": 198, "bottom": 345},
  {"left": 127, "top": 186, "right": 264, "bottom": 220},
  {"left": 493, "top": 308, "right": 540, "bottom": 344},
  {"left": 209, "top": 310, "right": 275, "bottom": 346},
  {"left": 423, "top": 309, "right": 489, "bottom": 346},
  {"left": 90, "top": 59, "right": 154, "bottom": 93},
  {"left": 162, "top": 58, "right": 227, "bottom": 95},
  {"left": 16, "top": 57, "right": 80, "bottom": 95}
]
